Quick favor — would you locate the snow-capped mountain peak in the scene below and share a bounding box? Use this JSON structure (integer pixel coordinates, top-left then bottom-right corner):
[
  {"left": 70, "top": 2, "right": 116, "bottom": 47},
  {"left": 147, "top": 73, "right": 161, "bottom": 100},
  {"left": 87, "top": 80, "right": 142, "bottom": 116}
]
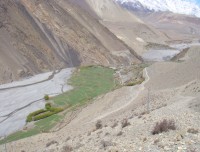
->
[{"left": 116, "top": 0, "right": 200, "bottom": 17}]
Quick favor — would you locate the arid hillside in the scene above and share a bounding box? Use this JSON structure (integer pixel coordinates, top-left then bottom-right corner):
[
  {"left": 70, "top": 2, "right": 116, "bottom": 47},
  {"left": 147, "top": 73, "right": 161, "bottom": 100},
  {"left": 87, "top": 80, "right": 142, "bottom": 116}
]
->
[
  {"left": 140, "top": 12, "right": 200, "bottom": 41},
  {"left": 1, "top": 1, "right": 200, "bottom": 151},
  {"left": 5, "top": 45, "right": 200, "bottom": 152},
  {"left": 0, "top": 0, "right": 143, "bottom": 84},
  {"left": 117, "top": 3, "right": 200, "bottom": 42},
  {"left": 71, "top": 0, "right": 169, "bottom": 55}
]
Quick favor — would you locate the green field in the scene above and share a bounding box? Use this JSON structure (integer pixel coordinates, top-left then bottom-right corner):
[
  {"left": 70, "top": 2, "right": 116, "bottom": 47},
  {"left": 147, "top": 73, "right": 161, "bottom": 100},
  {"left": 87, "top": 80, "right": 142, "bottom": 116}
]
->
[
  {"left": 0, "top": 66, "right": 117, "bottom": 144},
  {"left": 0, "top": 114, "right": 63, "bottom": 145},
  {"left": 53, "top": 66, "right": 117, "bottom": 106}
]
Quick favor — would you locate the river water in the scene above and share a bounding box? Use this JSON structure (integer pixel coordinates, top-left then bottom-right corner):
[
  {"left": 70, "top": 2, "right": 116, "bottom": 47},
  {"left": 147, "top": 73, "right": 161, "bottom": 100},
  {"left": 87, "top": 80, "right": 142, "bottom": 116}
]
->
[
  {"left": 0, "top": 68, "right": 74, "bottom": 137},
  {"left": 142, "top": 42, "right": 200, "bottom": 62}
]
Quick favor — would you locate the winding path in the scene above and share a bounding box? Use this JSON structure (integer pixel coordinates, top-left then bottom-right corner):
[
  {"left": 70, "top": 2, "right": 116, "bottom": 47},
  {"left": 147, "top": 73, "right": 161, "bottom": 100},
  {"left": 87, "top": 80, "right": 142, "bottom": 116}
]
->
[{"left": 92, "top": 68, "right": 150, "bottom": 122}]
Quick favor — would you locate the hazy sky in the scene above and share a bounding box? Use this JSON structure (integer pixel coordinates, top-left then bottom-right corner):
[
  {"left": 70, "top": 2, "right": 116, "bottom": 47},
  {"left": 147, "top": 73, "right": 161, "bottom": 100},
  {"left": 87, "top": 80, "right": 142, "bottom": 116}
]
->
[
  {"left": 195, "top": 0, "right": 200, "bottom": 5},
  {"left": 186, "top": 0, "right": 200, "bottom": 5}
]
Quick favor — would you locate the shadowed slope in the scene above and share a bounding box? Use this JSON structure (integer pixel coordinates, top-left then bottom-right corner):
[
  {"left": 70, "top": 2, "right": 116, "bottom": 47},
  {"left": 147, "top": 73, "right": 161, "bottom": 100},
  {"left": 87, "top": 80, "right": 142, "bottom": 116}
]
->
[{"left": 0, "top": 0, "right": 141, "bottom": 84}]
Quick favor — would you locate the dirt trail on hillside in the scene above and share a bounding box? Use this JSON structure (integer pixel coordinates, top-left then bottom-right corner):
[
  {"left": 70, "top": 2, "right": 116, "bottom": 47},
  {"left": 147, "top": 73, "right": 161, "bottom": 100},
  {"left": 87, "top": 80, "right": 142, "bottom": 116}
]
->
[{"left": 92, "top": 68, "right": 149, "bottom": 122}]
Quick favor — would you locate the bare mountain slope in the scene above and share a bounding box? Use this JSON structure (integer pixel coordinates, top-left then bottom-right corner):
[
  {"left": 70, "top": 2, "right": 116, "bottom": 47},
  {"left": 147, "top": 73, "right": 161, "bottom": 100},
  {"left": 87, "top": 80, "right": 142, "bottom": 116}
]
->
[
  {"left": 0, "top": 0, "right": 141, "bottom": 84},
  {"left": 71, "top": 0, "right": 168, "bottom": 55},
  {"left": 116, "top": 1, "right": 200, "bottom": 41},
  {"left": 72, "top": 0, "right": 142, "bottom": 22},
  {"left": 140, "top": 12, "right": 200, "bottom": 41},
  {"left": 117, "top": 0, "right": 200, "bottom": 17},
  {"left": 0, "top": 0, "right": 68, "bottom": 84}
]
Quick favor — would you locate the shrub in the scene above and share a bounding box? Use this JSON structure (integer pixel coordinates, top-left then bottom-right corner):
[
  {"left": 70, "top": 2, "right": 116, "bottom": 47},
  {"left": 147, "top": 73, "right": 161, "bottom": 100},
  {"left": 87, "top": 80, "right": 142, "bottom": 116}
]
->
[
  {"left": 153, "top": 139, "right": 159, "bottom": 144},
  {"left": 49, "top": 107, "right": 64, "bottom": 113},
  {"left": 30, "top": 109, "right": 47, "bottom": 116},
  {"left": 26, "top": 109, "right": 47, "bottom": 122},
  {"left": 33, "top": 107, "right": 63, "bottom": 121},
  {"left": 45, "top": 103, "right": 52, "bottom": 110},
  {"left": 126, "top": 78, "right": 145, "bottom": 86},
  {"left": 33, "top": 111, "right": 55, "bottom": 121},
  {"left": 152, "top": 119, "right": 176, "bottom": 135},
  {"left": 26, "top": 116, "right": 33, "bottom": 122},
  {"left": 117, "top": 131, "right": 123, "bottom": 136},
  {"left": 126, "top": 82, "right": 138, "bottom": 86},
  {"left": 101, "top": 140, "right": 114, "bottom": 148},
  {"left": 26, "top": 106, "right": 63, "bottom": 122},
  {"left": 187, "top": 128, "right": 199, "bottom": 134},
  {"left": 121, "top": 119, "right": 130, "bottom": 128},
  {"left": 46, "top": 140, "right": 58, "bottom": 147},
  {"left": 96, "top": 120, "right": 103, "bottom": 130},
  {"left": 62, "top": 145, "right": 73, "bottom": 152},
  {"left": 188, "top": 148, "right": 197, "bottom": 152},
  {"left": 44, "top": 95, "right": 49, "bottom": 101},
  {"left": 111, "top": 122, "right": 118, "bottom": 128}
]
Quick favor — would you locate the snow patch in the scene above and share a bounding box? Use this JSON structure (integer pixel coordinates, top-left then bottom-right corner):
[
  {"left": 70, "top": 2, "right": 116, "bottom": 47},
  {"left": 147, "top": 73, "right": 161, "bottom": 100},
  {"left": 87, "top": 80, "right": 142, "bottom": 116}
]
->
[{"left": 116, "top": 0, "right": 200, "bottom": 17}]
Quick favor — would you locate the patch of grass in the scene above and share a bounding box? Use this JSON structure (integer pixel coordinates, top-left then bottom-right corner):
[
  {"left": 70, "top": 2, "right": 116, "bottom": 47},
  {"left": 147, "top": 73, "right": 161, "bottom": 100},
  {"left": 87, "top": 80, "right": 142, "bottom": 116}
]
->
[
  {"left": 0, "top": 66, "right": 117, "bottom": 144},
  {"left": 53, "top": 66, "right": 117, "bottom": 106},
  {"left": 0, "top": 114, "right": 63, "bottom": 145}
]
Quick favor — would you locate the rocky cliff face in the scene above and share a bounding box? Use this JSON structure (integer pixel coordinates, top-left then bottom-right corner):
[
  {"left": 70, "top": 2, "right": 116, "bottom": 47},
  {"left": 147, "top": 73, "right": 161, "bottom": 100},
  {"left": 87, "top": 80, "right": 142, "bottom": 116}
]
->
[{"left": 0, "top": 0, "right": 141, "bottom": 84}]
